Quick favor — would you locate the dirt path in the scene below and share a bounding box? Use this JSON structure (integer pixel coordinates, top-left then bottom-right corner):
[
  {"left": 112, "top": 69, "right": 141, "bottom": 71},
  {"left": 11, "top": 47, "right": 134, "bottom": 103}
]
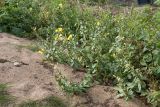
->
[
  {"left": 0, "top": 33, "right": 65, "bottom": 104},
  {"left": 0, "top": 33, "right": 148, "bottom": 107}
]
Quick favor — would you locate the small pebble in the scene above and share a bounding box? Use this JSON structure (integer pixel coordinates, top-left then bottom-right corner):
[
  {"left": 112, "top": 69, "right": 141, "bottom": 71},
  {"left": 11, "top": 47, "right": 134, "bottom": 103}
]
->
[{"left": 14, "top": 62, "right": 21, "bottom": 67}]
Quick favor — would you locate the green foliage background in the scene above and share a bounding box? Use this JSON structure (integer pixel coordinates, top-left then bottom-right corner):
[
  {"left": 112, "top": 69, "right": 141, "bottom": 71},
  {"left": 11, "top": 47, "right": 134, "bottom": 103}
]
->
[{"left": 0, "top": 0, "right": 160, "bottom": 106}]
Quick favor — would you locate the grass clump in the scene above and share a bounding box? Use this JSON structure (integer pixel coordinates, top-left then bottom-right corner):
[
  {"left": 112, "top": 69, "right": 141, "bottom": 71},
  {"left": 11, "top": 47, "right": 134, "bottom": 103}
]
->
[
  {"left": 0, "top": 84, "right": 14, "bottom": 106},
  {"left": 19, "top": 96, "right": 68, "bottom": 107}
]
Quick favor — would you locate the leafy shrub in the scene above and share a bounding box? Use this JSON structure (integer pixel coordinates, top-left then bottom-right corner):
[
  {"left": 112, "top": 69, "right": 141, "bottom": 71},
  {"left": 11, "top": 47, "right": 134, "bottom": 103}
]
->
[
  {"left": 52, "top": 2, "right": 95, "bottom": 36},
  {"left": 56, "top": 73, "right": 93, "bottom": 94},
  {"left": 0, "top": 0, "right": 51, "bottom": 38},
  {"left": 41, "top": 6, "right": 160, "bottom": 106},
  {"left": 41, "top": 6, "right": 117, "bottom": 92},
  {"left": 110, "top": 8, "right": 160, "bottom": 100}
]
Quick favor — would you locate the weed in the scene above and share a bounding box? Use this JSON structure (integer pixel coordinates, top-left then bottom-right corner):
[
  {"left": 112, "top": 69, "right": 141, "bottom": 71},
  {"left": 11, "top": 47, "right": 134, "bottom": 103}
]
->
[{"left": 19, "top": 96, "right": 68, "bottom": 107}]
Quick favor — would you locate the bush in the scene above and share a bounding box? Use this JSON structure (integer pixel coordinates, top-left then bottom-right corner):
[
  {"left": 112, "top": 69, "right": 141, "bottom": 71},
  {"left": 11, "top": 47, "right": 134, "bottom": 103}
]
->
[
  {"left": 110, "top": 8, "right": 160, "bottom": 101},
  {"left": 0, "top": 0, "right": 51, "bottom": 38},
  {"left": 41, "top": 6, "right": 160, "bottom": 106}
]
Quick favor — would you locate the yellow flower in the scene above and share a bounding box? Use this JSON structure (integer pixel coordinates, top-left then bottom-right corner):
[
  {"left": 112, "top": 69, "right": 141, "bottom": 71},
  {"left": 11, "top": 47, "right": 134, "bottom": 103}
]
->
[
  {"left": 96, "top": 21, "right": 100, "bottom": 26},
  {"left": 54, "top": 34, "right": 63, "bottom": 41},
  {"left": 38, "top": 49, "right": 44, "bottom": 54},
  {"left": 54, "top": 35, "right": 59, "bottom": 41},
  {"left": 38, "top": 50, "right": 43, "bottom": 54},
  {"left": 58, "top": 3, "right": 63, "bottom": 8},
  {"left": 67, "top": 34, "right": 73, "bottom": 41},
  {"left": 59, "top": 34, "right": 63, "bottom": 37},
  {"left": 58, "top": 28, "right": 63, "bottom": 32},
  {"left": 55, "top": 29, "right": 58, "bottom": 32},
  {"left": 41, "top": 49, "right": 44, "bottom": 52},
  {"left": 55, "top": 28, "right": 63, "bottom": 33}
]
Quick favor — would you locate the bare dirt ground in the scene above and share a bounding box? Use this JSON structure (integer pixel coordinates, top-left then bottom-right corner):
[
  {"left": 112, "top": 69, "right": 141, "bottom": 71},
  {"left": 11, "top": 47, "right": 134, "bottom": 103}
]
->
[{"left": 0, "top": 33, "right": 149, "bottom": 107}]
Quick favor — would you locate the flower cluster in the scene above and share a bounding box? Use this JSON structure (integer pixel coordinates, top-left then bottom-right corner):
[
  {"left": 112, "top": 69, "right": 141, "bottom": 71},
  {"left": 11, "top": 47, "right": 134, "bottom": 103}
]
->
[
  {"left": 54, "top": 27, "right": 73, "bottom": 41},
  {"left": 38, "top": 49, "right": 44, "bottom": 54}
]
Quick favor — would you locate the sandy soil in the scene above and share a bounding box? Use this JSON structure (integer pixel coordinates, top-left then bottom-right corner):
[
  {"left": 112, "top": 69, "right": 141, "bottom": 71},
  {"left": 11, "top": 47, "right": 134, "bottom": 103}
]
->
[
  {"left": 0, "top": 33, "right": 65, "bottom": 104},
  {"left": 0, "top": 33, "right": 149, "bottom": 107}
]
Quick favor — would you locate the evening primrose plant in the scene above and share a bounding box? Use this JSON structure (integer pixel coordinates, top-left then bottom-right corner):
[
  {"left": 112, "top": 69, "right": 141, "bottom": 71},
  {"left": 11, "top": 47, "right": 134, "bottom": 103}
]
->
[
  {"left": 55, "top": 28, "right": 63, "bottom": 33},
  {"left": 41, "top": 6, "right": 160, "bottom": 106},
  {"left": 42, "top": 11, "right": 116, "bottom": 90}
]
